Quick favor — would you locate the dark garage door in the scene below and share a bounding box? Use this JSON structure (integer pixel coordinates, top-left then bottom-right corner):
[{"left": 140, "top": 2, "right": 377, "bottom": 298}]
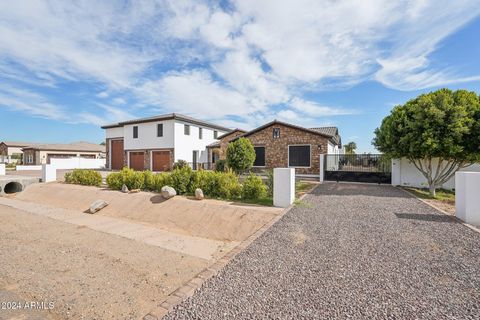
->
[
  {"left": 110, "top": 140, "right": 124, "bottom": 170},
  {"left": 129, "top": 152, "right": 145, "bottom": 171}
]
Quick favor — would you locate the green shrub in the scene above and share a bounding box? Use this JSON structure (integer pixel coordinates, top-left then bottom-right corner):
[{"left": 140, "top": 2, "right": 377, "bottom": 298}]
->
[
  {"left": 143, "top": 170, "right": 155, "bottom": 191},
  {"left": 64, "top": 169, "right": 102, "bottom": 187},
  {"left": 173, "top": 160, "right": 189, "bottom": 170},
  {"left": 208, "top": 170, "right": 242, "bottom": 199},
  {"left": 215, "top": 159, "right": 227, "bottom": 172},
  {"left": 170, "top": 166, "right": 193, "bottom": 194},
  {"left": 106, "top": 167, "right": 144, "bottom": 190},
  {"left": 154, "top": 172, "right": 172, "bottom": 192},
  {"left": 226, "top": 138, "right": 255, "bottom": 173},
  {"left": 265, "top": 169, "right": 274, "bottom": 197},
  {"left": 189, "top": 169, "right": 213, "bottom": 194},
  {"left": 242, "top": 173, "right": 267, "bottom": 199}
]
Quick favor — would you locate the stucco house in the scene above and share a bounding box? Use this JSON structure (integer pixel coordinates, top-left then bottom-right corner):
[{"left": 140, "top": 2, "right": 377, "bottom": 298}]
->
[
  {"left": 22, "top": 142, "right": 106, "bottom": 165},
  {"left": 0, "top": 141, "right": 35, "bottom": 164},
  {"left": 101, "top": 113, "right": 230, "bottom": 171},
  {"left": 208, "top": 120, "right": 342, "bottom": 175}
]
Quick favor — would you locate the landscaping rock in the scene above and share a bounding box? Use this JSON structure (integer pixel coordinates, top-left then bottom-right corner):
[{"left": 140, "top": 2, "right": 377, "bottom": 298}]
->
[
  {"left": 88, "top": 200, "right": 108, "bottom": 214},
  {"left": 195, "top": 188, "right": 204, "bottom": 200},
  {"left": 161, "top": 186, "right": 176, "bottom": 199},
  {"left": 121, "top": 184, "right": 129, "bottom": 193}
]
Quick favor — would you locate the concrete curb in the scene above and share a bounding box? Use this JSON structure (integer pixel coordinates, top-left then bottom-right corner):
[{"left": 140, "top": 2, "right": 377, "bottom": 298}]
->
[
  {"left": 397, "top": 187, "right": 480, "bottom": 235},
  {"left": 142, "top": 191, "right": 313, "bottom": 320}
]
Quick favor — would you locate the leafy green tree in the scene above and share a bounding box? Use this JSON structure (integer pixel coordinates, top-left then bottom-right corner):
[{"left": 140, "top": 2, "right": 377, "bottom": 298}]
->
[
  {"left": 226, "top": 137, "right": 255, "bottom": 173},
  {"left": 344, "top": 142, "right": 357, "bottom": 154},
  {"left": 373, "top": 88, "right": 480, "bottom": 197}
]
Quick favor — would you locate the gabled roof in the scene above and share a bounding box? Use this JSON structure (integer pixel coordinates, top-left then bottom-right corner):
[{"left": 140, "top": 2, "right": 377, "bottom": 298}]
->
[
  {"left": 310, "top": 126, "right": 342, "bottom": 147},
  {"left": 216, "top": 128, "right": 247, "bottom": 140},
  {"left": 233, "top": 120, "right": 342, "bottom": 146},
  {"left": 22, "top": 141, "right": 105, "bottom": 153},
  {"left": 101, "top": 113, "right": 231, "bottom": 132},
  {"left": 206, "top": 141, "right": 221, "bottom": 148},
  {"left": 1, "top": 141, "right": 41, "bottom": 147}
]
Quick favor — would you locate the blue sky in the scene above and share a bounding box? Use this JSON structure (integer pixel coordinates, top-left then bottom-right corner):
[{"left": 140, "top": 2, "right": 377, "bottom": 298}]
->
[{"left": 1, "top": 0, "right": 480, "bottom": 152}]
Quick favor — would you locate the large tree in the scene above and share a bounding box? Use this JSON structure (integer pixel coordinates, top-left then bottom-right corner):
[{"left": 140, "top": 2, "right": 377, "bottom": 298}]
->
[{"left": 373, "top": 88, "right": 480, "bottom": 197}]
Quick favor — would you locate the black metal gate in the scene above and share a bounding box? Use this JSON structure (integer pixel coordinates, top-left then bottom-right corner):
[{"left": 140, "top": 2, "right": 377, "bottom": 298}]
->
[{"left": 324, "top": 154, "right": 391, "bottom": 184}]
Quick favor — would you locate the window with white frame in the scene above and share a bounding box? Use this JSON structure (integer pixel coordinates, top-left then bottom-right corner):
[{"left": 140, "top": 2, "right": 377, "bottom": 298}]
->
[{"left": 288, "top": 145, "right": 310, "bottom": 167}]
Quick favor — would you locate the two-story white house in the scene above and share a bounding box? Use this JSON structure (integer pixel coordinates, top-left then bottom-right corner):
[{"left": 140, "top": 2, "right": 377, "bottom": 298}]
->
[{"left": 101, "top": 113, "right": 230, "bottom": 171}]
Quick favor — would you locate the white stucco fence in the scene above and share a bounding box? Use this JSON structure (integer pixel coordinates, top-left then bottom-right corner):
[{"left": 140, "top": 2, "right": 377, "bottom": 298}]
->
[
  {"left": 455, "top": 172, "right": 480, "bottom": 226},
  {"left": 16, "top": 165, "right": 43, "bottom": 171},
  {"left": 49, "top": 157, "right": 106, "bottom": 170},
  {"left": 391, "top": 158, "right": 480, "bottom": 190},
  {"left": 0, "top": 163, "right": 5, "bottom": 176}
]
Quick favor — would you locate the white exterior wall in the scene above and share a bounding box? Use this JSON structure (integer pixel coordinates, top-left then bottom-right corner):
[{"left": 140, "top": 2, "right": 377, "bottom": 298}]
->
[
  {"left": 123, "top": 120, "right": 175, "bottom": 151},
  {"left": 391, "top": 157, "right": 480, "bottom": 190},
  {"left": 50, "top": 157, "right": 106, "bottom": 169},
  {"left": 327, "top": 141, "right": 340, "bottom": 155},
  {"left": 173, "top": 121, "right": 227, "bottom": 163},
  {"left": 37, "top": 150, "right": 101, "bottom": 164},
  {"left": 106, "top": 127, "right": 124, "bottom": 139}
]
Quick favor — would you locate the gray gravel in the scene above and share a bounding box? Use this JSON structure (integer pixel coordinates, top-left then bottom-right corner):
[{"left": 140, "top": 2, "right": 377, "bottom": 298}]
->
[{"left": 165, "top": 183, "right": 480, "bottom": 320}]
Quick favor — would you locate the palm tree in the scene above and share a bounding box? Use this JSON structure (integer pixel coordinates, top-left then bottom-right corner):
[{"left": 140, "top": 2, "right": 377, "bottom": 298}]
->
[{"left": 344, "top": 142, "right": 357, "bottom": 154}]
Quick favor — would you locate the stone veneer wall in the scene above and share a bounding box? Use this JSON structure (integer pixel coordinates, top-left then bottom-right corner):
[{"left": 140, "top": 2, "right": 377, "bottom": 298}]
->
[{"left": 245, "top": 123, "right": 328, "bottom": 175}]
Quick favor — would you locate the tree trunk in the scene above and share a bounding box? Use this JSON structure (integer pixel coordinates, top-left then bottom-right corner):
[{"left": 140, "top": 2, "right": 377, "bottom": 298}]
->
[{"left": 429, "top": 184, "right": 436, "bottom": 198}]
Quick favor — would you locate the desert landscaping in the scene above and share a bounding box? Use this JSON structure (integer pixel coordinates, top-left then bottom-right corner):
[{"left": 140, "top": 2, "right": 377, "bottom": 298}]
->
[{"left": 0, "top": 181, "right": 281, "bottom": 319}]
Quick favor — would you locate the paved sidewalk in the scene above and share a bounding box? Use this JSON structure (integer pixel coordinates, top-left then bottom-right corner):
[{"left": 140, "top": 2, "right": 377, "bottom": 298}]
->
[
  {"left": 0, "top": 197, "right": 235, "bottom": 260},
  {"left": 165, "top": 183, "right": 480, "bottom": 319}
]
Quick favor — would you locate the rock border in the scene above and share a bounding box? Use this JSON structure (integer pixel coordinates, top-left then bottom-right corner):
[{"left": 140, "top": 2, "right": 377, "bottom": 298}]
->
[{"left": 142, "top": 191, "right": 313, "bottom": 320}]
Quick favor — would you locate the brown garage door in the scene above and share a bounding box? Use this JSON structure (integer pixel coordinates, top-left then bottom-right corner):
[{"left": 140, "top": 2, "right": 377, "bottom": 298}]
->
[
  {"left": 129, "top": 152, "right": 145, "bottom": 171},
  {"left": 110, "top": 139, "right": 124, "bottom": 170},
  {"left": 152, "top": 151, "right": 171, "bottom": 171},
  {"left": 47, "top": 154, "right": 74, "bottom": 164}
]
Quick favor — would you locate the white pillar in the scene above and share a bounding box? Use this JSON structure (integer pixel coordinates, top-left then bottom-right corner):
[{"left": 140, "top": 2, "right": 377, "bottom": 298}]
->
[
  {"left": 455, "top": 172, "right": 480, "bottom": 226},
  {"left": 0, "top": 163, "right": 5, "bottom": 176},
  {"left": 42, "top": 164, "right": 57, "bottom": 183},
  {"left": 391, "top": 158, "right": 401, "bottom": 186},
  {"left": 273, "top": 168, "right": 295, "bottom": 208},
  {"left": 319, "top": 154, "right": 325, "bottom": 182}
]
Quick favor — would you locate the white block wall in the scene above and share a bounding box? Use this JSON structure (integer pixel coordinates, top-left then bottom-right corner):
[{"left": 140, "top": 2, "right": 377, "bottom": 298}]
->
[
  {"left": 50, "top": 158, "right": 106, "bottom": 170},
  {"left": 391, "top": 158, "right": 480, "bottom": 190},
  {"left": 0, "top": 163, "right": 5, "bottom": 176},
  {"left": 455, "top": 172, "right": 480, "bottom": 226},
  {"left": 273, "top": 168, "right": 295, "bottom": 208}
]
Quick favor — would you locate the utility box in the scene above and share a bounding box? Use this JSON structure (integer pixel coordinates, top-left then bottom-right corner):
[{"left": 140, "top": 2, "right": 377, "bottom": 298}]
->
[
  {"left": 42, "top": 164, "right": 56, "bottom": 183},
  {"left": 455, "top": 172, "right": 480, "bottom": 226},
  {"left": 274, "top": 168, "right": 295, "bottom": 208}
]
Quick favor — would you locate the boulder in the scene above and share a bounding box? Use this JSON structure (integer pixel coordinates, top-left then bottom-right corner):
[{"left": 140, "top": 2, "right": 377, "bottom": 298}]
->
[
  {"left": 89, "top": 200, "right": 108, "bottom": 214},
  {"left": 121, "top": 184, "right": 129, "bottom": 193},
  {"left": 161, "top": 186, "right": 177, "bottom": 199},
  {"left": 195, "top": 188, "right": 204, "bottom": 200}
]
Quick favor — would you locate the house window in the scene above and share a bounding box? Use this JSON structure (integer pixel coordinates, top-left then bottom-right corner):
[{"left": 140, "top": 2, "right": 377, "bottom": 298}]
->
[
  {"left": 133, "top": 126, "right": 138, "bottom": 139},
  {"left": 214, "top": 130, "right": 218, "bottom": 139},
  {"left": 253, "top": 146, "right": 265, "bottom": 167},
  {"left": 273, "top": 128, "right": 280, "bottom": 139},
  {"left": 27, "top": 154, "right": 33, "bottom": 164},
  {"left": 184, "top": 124, "right": 190, "bottom": 135},
  {"left": 157, "top": 124, "right": 163, "bottom": 137},
  {"left": 199, "top": 128, "right": 203, "bottom": 139},
  {"left": 288, "top": 145, "right": 310, "bottom": 167}
]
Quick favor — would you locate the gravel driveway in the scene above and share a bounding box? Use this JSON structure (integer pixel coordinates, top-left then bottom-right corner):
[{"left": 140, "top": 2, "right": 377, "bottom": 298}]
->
[{"left": 165, "top": 183, "right": 480, "bottom": 319}]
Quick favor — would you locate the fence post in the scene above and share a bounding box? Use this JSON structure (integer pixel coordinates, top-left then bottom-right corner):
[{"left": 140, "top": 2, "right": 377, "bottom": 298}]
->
[
  {"left": 319, "top": 154, "right": 325, "bottom": 182},
  {"left": 0, "top": 163, "right": 5, "bottom": 176},
  {"left": 273, "top": 168, "right": 295, "bottom": 208},
  {"left": 455, "top": 172, "right": 480, "bottom": 226},
  {"left": 42, "top": 164, "right": 57, "bottom": 183}
]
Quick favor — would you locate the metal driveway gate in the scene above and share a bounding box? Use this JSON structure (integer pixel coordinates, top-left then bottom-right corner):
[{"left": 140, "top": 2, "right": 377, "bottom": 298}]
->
[{"left": 324, "top": 154, "right": 391, "bottom": 184}]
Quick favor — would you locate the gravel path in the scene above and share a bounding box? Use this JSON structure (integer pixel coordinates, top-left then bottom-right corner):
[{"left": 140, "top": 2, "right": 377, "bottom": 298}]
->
[{"left": 165, "top": 183, "right": 480, "bottom": 319}]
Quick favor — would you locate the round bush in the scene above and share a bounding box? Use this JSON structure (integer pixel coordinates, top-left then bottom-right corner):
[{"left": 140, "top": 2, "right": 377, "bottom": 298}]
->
[
  {"left": 64, "top": 169, "right": 102, "bottom": 187},
  {"left": 242, "top": 173, "right": 267, "bottom": 199}
]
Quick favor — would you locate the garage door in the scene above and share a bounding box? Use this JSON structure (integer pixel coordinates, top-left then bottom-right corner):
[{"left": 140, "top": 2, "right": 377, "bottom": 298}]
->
[
  {"left": 47, "top": 154, "right": 74, "bottom": 164},
  {"left": 152, "top": 151, "right": 171, "bottom": 171},
  {"left": 129, "top": 152, "right": 145, "bottom": 171},
  {"left": 110, "top": 140, "right": 124, "bottom": 170}
]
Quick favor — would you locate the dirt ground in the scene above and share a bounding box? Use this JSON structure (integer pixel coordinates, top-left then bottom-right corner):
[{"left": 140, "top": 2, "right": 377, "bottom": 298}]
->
[
  {"left": 0, "top": 205, "right": 209, "bottom": 319},
  {"left": 15, "top": 183, "right": 281, "bottom": 241},
  {"left": 0, "top": 182, "right": 280, "bottom": 319}
]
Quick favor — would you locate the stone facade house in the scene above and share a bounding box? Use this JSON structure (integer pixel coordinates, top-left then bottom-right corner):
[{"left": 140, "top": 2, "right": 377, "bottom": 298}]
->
[{"left": 229, "top": 120, "right": 342, "bottom": 175}]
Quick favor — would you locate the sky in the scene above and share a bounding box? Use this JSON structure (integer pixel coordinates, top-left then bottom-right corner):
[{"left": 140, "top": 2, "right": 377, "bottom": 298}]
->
[{"left": 1, "top": 0, "right": 480, "bottom": 152}]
